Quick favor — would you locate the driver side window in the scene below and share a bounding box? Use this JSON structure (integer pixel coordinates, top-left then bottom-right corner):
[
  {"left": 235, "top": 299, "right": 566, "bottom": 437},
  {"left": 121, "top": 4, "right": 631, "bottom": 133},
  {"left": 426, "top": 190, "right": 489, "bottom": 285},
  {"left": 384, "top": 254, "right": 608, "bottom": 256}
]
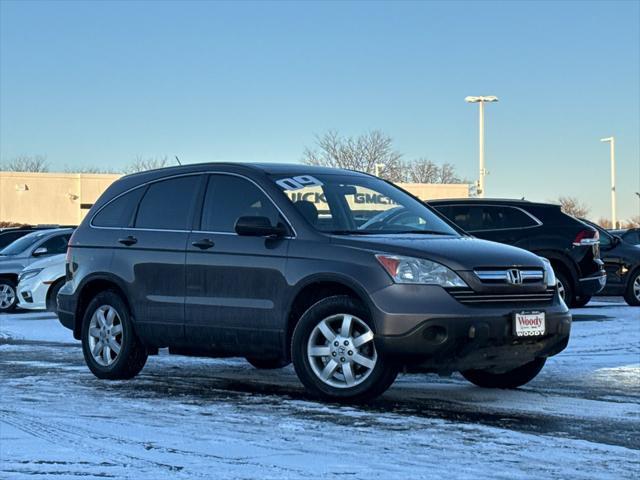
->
[
  {"left": 36, "top": 234, "right": 70, "bottom": 256},
  {"left": 201, "top": 175, "right": 280, "bottom": 232}
]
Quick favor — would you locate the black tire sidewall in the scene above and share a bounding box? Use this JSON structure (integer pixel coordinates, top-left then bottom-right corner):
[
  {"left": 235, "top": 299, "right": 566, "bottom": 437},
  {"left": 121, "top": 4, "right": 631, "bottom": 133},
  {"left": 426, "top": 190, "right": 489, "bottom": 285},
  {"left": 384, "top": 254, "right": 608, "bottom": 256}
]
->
[
  {"left": 462, "top": 357, "right": 546, "bottom": 389},
  {"left": 556, "top": 271, "right": 575, "bottom": 308},
  {"left": 46, "top": 279, "right": 64, "bottom": 312},
  {"left": 624, "top": 270, "right": 640, "bottom": 306},
  {"left": 0, "top": 279, "right": 18, "bottom": 313},
  {"left": 292, "top": 295, "right": 397, "bottom": 402},
  {"left": 81, "top": 290, "right": 146, "bottom": 379}
]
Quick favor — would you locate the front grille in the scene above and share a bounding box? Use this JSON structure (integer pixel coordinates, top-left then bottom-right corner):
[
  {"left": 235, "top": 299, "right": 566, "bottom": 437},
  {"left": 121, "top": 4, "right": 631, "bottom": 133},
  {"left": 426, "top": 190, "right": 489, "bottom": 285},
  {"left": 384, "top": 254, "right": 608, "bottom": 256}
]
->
[
  {"left": 448, "top": 288, "right": 556, "bottom": 304},
  {"left": 474, "top": 268, "right": 544, "bottom": 285}
]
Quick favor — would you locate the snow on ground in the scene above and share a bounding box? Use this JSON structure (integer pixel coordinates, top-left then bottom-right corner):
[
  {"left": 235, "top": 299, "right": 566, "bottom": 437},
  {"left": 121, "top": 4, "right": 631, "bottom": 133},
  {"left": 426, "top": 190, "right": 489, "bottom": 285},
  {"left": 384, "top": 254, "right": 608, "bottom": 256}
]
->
[{"left": 0, "top": 299, "right": 638, "bottom": 479}]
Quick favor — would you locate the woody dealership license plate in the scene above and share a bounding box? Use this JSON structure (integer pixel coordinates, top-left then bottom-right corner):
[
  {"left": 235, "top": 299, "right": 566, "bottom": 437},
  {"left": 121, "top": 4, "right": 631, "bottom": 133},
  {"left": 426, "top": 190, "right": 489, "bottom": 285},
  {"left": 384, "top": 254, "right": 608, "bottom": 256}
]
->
[{"left": 513, "top": 311, "right": 546, "bottom": 337}]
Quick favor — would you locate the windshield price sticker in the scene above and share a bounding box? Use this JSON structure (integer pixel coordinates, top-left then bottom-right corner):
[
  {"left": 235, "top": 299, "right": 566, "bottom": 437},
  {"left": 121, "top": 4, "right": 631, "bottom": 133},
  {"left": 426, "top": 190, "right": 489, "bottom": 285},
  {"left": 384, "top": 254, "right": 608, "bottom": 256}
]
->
[{"left": 276, "top": 175, "right": 323, "bottom": 191}]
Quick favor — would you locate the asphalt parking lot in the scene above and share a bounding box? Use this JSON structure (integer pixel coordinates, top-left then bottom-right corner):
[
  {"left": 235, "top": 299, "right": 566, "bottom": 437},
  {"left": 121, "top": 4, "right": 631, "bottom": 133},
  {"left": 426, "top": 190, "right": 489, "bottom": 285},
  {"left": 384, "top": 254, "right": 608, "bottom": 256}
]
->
[{"left": 1, "top": 298, "right": 638, "bottom": 479}]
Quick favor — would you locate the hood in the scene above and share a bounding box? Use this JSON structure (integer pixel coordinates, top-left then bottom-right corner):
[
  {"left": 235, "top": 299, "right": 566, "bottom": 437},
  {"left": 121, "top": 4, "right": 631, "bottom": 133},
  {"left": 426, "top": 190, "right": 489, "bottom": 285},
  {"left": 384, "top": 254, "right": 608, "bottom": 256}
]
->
[
  {"left": 330, "top": 234, "right": 545, "bottom": 271},
  {"left": 0, "top": 256, "right": 30, "bottom": 274},
  {"left": 25, "top": 253, "right": 66, "bottom": 271}
]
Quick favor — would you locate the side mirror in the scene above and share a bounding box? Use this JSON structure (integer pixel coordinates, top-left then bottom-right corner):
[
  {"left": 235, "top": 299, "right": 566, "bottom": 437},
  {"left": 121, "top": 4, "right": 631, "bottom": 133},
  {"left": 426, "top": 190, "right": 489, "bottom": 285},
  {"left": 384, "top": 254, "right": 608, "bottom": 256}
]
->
[
  {"left": 235, "top": 216, "right": 286, "bottom": 237},
  {"left": 32, "top": 247, "right": 48, "bottom": 257}
]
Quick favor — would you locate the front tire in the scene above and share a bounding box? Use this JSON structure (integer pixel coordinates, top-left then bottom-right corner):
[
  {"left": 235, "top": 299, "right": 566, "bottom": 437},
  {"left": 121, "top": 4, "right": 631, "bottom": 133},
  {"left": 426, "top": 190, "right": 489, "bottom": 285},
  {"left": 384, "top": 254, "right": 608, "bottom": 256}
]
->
[
  {"left": 624, "top": 270, "right": 640, "bottom": 306},
  {"left": 461, "top": 357, "right": 546, "bottom": 389},
  {"left": 46, "top": 279, "right": 65, "bottom": 313},
  {"left": 291, "top": 295, "right": 398, "bottom": 402},
  {"left": 0, "top": 278, "right": 18, "bottom": 313},
  {"left": 572, "top": 295, "right": 592, "bottom": 308},
  {"left": 81, "top": 290, "right": 148, "bottom": 380}
]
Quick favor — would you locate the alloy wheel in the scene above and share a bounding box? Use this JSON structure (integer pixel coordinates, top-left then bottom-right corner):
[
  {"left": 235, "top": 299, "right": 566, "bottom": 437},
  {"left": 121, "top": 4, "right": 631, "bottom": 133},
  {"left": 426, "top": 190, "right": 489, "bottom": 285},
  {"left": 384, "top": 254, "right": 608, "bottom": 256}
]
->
[
  {"left": 634, "top": 275, "right": 640, "bottom": 302},
  {"left": 307, "top": 313, "right": 377, "bottom": 389},
  {"left": 557, "top": 280, "right": 565, "bottom": 301},
  {"left": 0, "top": 283, "right": 16, "bottom": 310},
  {"left": 88, "top": 305, "right": 124, "bottom": 367}
]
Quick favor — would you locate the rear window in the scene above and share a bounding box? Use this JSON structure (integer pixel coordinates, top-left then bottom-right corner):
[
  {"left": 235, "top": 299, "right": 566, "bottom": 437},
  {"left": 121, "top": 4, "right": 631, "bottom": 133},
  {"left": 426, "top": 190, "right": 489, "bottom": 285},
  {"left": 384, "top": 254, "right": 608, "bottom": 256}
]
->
[
  {"left": 93, "top": 188, "right": 145, "bottom": 228},
  {"left": 134, "top": 176, "right": 200, "bottom": 230}
]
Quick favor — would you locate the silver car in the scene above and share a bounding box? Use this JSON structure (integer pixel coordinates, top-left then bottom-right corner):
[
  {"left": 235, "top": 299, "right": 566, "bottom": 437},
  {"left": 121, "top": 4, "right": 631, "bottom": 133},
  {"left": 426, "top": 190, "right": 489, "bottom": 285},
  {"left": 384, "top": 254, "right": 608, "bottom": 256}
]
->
[{"left": 0, "top": 228, "right": 73, "bottom": 312}]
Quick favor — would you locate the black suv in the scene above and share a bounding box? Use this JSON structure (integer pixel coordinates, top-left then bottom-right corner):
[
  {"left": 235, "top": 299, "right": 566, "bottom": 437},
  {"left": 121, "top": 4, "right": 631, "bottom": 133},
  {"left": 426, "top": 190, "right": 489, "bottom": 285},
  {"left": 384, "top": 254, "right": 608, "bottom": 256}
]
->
[
  {"left": 429, "top": 199, "right": 606, "bottom": 308},
  {"left": 58, "top": 164, "right": 571, "bottom": 401},
  {"left": 581, "top": 219, "right": 640, "bottom": 306}
]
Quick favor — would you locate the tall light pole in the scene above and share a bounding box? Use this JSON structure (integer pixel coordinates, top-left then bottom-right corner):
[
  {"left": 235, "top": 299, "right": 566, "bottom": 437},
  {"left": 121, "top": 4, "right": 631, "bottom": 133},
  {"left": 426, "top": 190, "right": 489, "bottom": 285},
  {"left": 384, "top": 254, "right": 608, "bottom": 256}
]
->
[
  {"left": 601, "top": 137, "right": 616, "bottom": 228},
  {"left": 465, "top": 96, "right": 498, "bottom": 197}
]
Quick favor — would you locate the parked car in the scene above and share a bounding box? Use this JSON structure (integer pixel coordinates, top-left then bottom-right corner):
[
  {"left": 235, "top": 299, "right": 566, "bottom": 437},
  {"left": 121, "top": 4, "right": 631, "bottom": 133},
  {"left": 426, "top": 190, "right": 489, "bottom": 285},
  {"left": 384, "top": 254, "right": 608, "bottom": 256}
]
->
[
  {"left": 0, "top": 228, "right": 74, "bottom": 312},
  {"left": 57, "top": 163, "right": 571, "bottom": 402},
  {"left": 610, "top": 228, "right": 640, "bottom": 246},
  {"left": 429, "top": 199, "right": 606, "bottom": 308},
  {"left": 581, "top": 220, "right": 640, "bottom": 306},
  {"left": 17, "top": 253, "right": 66, "bottom": 312},
  {"left": 0, "top": 225, "right": 74, "bottom": 250}
]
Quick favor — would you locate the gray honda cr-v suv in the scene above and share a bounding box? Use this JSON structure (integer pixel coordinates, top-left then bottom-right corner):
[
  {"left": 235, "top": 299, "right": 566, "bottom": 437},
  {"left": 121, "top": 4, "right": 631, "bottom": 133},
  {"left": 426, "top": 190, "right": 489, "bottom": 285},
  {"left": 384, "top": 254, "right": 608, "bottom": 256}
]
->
[{"left": 58, "top": 163, "right": 571, "bottom": 401}]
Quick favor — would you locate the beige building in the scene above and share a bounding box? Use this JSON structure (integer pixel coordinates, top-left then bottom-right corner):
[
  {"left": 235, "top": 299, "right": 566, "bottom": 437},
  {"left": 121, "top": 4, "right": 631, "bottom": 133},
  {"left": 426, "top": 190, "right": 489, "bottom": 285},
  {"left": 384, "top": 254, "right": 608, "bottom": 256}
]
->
[{"left": 0, "top": 171, "right": 468, "bottom": 225}]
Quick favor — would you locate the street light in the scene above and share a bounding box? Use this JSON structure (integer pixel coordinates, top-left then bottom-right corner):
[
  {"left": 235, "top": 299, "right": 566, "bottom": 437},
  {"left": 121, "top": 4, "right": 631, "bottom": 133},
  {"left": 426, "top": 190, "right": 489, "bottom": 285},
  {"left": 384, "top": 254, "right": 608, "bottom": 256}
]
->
[
  {"left": 601, "top": 137, "right": 616, "bottom": 228},
  {"left": 635, "top": 192, "right": 640, "bottom": 218},
  {"left": 465, "top": 95, "right": 499, "bottom": 197}
]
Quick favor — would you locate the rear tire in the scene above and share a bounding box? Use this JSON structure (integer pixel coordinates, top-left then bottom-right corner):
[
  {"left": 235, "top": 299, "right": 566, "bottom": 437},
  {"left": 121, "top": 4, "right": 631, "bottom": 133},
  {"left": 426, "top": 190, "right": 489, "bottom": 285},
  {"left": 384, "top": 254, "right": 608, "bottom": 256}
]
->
[
  {"left": 461, "top": 357, "right": 546, "bottom": 389},
  {"left": 0, "top": 278, "right": 18, "bottom": 313},
  {"left": 556, "top": 271, "right": 576, "bottom": 308},
  {"left": 246, "top": 357, "right": 290, "bottom": 369},
  {"left": 291, "top": 295, "right": 398, "bottom": 402},
  {"left": 572, "top": 295, "right": 592, "bottom": 308},
  {"left": 81, "top": 290, "right": 148, "bottom": 380},
  {"left": 46, "top": 279, "right": 64, "bottom": 313},
  {"left": 623, "top": 270, "right": 640, "bottom": 306}
]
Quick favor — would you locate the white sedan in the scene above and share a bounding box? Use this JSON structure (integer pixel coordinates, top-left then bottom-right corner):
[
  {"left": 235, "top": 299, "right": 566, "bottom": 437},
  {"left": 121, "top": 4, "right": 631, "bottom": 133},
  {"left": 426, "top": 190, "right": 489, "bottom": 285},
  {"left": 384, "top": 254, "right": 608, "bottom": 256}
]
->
[{"left": 17, "top": 254, "right": 66, "bottom": 311}]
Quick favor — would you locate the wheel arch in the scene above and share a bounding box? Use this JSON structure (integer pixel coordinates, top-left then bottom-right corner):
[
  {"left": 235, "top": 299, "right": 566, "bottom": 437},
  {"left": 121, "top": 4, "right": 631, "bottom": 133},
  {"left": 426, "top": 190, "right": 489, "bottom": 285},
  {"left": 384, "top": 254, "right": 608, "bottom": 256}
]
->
[
  {"left": 283, "top": 274, "right": 373, "bottom": 361},
  {"left": 73, "top": 274, "right": 133, "bottom": 340}
]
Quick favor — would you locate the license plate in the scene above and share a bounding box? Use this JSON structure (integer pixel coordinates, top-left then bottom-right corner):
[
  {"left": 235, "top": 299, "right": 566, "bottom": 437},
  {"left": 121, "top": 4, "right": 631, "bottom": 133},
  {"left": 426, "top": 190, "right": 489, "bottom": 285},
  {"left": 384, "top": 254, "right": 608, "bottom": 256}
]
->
[{"left": 514, "top": 311, "right": 546, "bottom": 337}]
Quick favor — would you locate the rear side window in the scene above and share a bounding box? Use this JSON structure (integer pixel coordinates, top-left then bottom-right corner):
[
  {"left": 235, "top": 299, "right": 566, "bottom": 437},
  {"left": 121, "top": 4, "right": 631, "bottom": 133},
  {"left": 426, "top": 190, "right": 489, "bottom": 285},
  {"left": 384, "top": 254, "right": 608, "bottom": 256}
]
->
[
  {"left": 39, "top": 234, "right": 71, "bottom": 254},
  {"left": 135, "top": 176, "right": 200, "bottom": 230},
  {"left": 436, "top": 205, "right": 539, "bottom": 231},
  {"left": 93, "top": 188, "right": 145, "bottom": 228},
  {"left": 200, "top": 175, "right": 280, "bottom": 232}
]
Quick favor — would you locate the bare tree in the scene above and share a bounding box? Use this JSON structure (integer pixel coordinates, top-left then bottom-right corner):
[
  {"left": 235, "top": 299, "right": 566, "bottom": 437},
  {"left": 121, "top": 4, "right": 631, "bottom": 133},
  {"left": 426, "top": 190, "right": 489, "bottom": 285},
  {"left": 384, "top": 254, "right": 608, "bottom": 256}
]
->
[
  {"left": 597, "top": 217, "right": 613, "bottom": 229},
  {"left": 123, "top": 155, "right": 170, "bottom": 174},
  {"left": 437, "top": 163, "right": 462, "bottom": 184},
  {"left": 1, "top": 155, "right": 49, "bottom": 172},
  {"left": 404, "top": 158, "right": 440, "bottom": 183},
  {"left": 557, "top": 196, "right": 590, "bottom": 218},
  {"left": 622, "top": 216, "right": 640, "bottom": 228},
  {"left": 63, "top": 165, "right": 120, "bottom": 174},
  {"left": 302, "top": 131, "right": 404, "bottom": 182}
]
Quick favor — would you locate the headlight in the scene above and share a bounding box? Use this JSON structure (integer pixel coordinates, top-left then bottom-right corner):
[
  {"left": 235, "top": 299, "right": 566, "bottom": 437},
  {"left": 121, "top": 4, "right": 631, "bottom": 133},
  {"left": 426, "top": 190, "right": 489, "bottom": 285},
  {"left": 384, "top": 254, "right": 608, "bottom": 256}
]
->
[
  {"left": 540, "top": 258, "right": 556, "bottom": 288},
  {"left": 376, "top": 254, "right": 467, "bottom": 287},
  {"left": 18, "top": 268, "right": 43, "bottom": 283}
]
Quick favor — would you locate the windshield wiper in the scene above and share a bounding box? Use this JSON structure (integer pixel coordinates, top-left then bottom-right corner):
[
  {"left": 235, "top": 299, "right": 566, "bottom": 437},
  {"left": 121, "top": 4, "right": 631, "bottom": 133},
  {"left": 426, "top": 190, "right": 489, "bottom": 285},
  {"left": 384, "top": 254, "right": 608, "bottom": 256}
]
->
[
  {"left": 387, "top": 230, "right": 455, "bottom": 235},
  {"left": 327, "top": 230, "right": 386, "bottom": 235}
]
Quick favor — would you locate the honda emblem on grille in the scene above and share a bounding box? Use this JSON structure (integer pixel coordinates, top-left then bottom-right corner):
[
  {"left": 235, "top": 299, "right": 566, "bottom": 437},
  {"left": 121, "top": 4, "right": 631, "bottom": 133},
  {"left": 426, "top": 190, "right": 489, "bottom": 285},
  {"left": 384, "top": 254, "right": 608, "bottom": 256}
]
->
[{"left": 507, "top": 269, "right": 523, "bottom": 285}]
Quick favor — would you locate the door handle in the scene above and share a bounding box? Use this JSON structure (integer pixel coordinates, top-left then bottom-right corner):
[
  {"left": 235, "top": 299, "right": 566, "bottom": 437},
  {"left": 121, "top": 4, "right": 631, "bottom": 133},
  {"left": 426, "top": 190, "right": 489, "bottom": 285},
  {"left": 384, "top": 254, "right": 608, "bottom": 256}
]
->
[
  {"left": 118, "top": 236, "right": 138, "bottom": 246},
  {"left": 191, "top": 238, "right": 215, "bottom": 250}
]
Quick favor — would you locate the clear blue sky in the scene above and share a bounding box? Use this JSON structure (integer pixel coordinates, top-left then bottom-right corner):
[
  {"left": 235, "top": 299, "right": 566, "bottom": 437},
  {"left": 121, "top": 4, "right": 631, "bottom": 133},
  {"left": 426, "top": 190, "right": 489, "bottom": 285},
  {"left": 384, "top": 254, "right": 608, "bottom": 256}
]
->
[{"left": 1, "top": 0, "right": 638, "bottom": 221}]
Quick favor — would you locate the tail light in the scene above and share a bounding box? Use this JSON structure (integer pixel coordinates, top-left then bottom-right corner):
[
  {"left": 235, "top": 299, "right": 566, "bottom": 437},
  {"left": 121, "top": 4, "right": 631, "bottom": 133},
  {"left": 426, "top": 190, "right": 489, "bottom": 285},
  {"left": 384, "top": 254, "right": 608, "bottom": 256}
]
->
[{"left": 573, "top": 229, "right": 599, "bottom": 246}]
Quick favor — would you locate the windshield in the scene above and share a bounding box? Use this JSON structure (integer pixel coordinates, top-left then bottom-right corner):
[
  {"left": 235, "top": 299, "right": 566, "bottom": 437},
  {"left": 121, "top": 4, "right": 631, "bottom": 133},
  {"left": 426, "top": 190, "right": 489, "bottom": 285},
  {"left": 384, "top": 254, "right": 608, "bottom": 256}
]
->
[
  {"left": 0, "top": 231, "right": 47, "bottom": 256},
  {"left": 272, "top": 173, "right": 458, "bottom": 235}
]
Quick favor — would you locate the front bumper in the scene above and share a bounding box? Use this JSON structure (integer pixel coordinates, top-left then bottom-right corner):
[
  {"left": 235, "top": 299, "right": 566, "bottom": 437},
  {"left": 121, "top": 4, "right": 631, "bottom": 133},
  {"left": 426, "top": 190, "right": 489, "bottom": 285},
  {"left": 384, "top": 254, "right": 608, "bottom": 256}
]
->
[
  {"left": 17, "top": 278, "right": 47, "bottom": 310},
  {"left": 369, "top": 284, "right": 571, "bottom": 373}
]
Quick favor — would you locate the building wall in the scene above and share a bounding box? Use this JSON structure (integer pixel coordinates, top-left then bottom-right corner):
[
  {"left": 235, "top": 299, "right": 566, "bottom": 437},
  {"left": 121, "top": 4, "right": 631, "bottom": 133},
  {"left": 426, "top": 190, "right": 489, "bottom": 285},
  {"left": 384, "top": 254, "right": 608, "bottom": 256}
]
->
[{"left": 0, "top": 171, "right": 468, "bottom": 225}]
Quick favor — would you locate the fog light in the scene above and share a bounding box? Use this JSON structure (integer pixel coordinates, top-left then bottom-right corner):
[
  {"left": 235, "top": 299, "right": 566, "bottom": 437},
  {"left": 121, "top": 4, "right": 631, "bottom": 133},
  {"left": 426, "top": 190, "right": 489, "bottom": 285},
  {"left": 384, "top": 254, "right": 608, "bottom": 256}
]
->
[{"left": 423, "top": 325, "right": 447, "bottom": 344}]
